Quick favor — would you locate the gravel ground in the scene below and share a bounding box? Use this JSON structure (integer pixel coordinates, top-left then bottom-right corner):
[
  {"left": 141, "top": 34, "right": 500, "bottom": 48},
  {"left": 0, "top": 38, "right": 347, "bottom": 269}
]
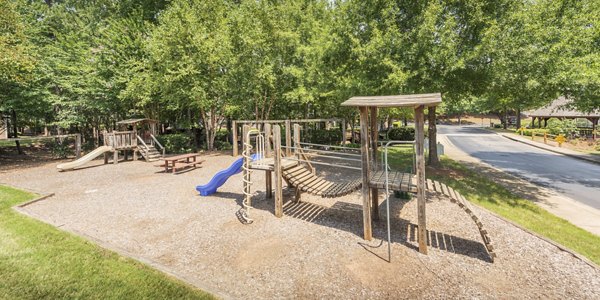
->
[{"left": 2, "top": 154, "right": 599, "bottom": 299}]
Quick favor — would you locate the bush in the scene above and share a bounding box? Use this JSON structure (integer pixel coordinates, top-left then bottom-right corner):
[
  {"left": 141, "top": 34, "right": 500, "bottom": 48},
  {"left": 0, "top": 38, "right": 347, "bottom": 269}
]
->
[
  {"left": 515, "top": 128, "right": 547, "bottom": 136},
  {"left": 44, "top": 139, "right": 73, "bottom": 159},
  {"left": 547, "top": 118, "right": 577, "bottom": 136},
  {"left": 156, "top": 133, "right": 194, "bottom": 154},
  {"left": 305, "top": 129, "right": 341, "bottom": 145},
  {"left": 387, "top": 127, "right": 415, "bottom": 141},
  {"left": 215, "top": 140, "right": 232, "bottom": 150}
]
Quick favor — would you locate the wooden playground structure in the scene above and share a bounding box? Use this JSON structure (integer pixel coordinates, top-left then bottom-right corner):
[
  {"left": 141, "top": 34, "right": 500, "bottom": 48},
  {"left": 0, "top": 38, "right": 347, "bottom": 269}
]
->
[
  {"left": 238, "top": 93, "right": 495, "bottom": 261},
  {"left": 56, "top": 119, "right": 166, "bottom": 171},
  {"left": 231, "top": 118, "right": 345, "bottom": 157}
]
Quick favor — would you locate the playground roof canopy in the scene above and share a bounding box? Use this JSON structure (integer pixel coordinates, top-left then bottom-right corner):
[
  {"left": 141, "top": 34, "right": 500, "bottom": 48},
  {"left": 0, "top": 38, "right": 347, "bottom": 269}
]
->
[
  {"left": 116, "top": 118, "right": 158, "bottom": 125},
  {"left": 525, "top": 97, "right": 600, "bottom": 118},
  {"left": 341, "top": 93, "right": 442, "bottom": 108}
]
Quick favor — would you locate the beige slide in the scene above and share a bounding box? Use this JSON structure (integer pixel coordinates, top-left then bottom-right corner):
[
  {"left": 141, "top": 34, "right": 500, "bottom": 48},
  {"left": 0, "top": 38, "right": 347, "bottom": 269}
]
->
[{"left": 57, "top": 146, "right": 113, "bottom": 171}]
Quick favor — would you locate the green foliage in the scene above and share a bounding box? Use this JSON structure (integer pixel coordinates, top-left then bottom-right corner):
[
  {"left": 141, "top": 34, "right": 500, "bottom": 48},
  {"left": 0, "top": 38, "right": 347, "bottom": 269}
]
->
[
  {"left": 156, "top": 133, "right": 194, "bottom": 154},
  {"left": 3, "top": 0, "right": 599, "bottom": 149},
  {"left": 0, "top": 185, "right": 213, "bottom": 299},
  {"left": 304, "top": 129, "right": 341, "bottom": 145},
  {"left": 386, "top": 126, "right": 427, "bottom": 141},
  {"left": 547, "top": 118, "right": 578, "bottom": 136},
  {"left": 44, "top": 139, "right": 73, "bottom": 159},
  {"left": 387, "top": 127, "right": 415, "bottom": 141}
]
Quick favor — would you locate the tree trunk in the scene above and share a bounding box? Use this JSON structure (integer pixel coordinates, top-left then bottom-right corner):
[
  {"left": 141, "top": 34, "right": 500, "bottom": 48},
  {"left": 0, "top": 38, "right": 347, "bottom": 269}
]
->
[
  {"left": 427, "top": 107, "right": 439, "bottom": 166},
  {"left": 503, "top": 109, "right": 508, "bottom": 130},
  {"left": 201, "top": 106, "right": 218, "bottom": 151},
  {"left": 516, "top": 108, "right": 522, "bottom": 129},
  {"left": 11, "top": 109, "right": 24, "bottom": 155}
]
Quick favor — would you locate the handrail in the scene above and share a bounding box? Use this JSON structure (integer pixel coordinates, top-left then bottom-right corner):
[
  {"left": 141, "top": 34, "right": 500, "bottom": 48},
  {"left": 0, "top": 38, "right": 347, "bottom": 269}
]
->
[
  {"left": 150, "top": 134, "right": 165, "bottom": 156},
  {"left": 296, "top": 145, "right": 315, "bottom": 174},
  {"left": 298, "top": 142, "right": 360, "bottom": 152},
  {"left": 136, "top": 135, "right": 149, "bottom": 150}
]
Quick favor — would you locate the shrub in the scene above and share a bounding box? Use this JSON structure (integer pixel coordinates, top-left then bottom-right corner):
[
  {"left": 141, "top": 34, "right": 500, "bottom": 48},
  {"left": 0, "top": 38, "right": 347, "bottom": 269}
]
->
[
  {"left": 156, "top": 133, "right": 194, "bottom": 154},
  {"left": 215, "top": 140, "right": 232, "bottom": 150},
  {"left": 387, "top": 127, "right": 415, "bottom": 141},
  {"left": 547, "top": 118, "right": 577, "bottom": 136},
  {"left": 515, "top": 128, "right": 548, "bottom": 136},
  {"left": 305, "top": 129, "right": 341, "bottom": 145},
  {"left": 44, "top": 139, "right": 73, "bottom": 159}
]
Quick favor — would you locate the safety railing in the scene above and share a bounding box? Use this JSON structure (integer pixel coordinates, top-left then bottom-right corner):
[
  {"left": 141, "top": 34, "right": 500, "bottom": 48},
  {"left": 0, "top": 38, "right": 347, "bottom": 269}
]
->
[{"left": 150, "top": 134, "right": 165, "bottom": 156}]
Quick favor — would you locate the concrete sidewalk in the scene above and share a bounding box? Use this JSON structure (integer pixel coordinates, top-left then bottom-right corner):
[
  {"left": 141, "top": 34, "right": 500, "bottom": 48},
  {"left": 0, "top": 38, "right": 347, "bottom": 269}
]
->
[{"left": 498, "top": 132, "right": 600, "bottom": 165}]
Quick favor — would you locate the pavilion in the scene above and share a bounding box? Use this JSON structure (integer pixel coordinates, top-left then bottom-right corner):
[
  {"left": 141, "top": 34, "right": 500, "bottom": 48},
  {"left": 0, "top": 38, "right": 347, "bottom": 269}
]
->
[{"left": 525, "top": 97, "right": 599, "bottom": 138}]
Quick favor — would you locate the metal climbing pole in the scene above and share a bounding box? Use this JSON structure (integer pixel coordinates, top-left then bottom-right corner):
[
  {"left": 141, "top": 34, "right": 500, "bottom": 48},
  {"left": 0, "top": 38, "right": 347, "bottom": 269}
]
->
[
  {"left": 239, "top": 125, "right": 265, "bottom": 224},
  {"left": 240, "top": 125, "right": 254, "bottom": 224}
]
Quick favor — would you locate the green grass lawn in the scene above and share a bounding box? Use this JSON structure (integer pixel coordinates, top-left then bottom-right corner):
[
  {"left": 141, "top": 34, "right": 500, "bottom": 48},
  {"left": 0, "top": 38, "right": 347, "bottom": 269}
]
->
[
  {"left": 386, "top": 148, "right": 600, "bottom": 265},
  {"left": 0, "top": 185, "right": 214, "bottom": 299}
]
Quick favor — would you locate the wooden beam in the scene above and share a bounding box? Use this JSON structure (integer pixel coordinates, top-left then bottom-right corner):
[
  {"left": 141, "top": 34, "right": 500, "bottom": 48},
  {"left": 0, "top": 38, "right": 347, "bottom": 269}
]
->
[
  {"left": 369, "top": 107, "right": 379, "bottom": 221},
  {"left": 232, "top": 121, "right": 238, "bottom": 156},
  {"left": 273, "top": 125, "right": 283, "bottom": 217},
  {"left": 285, "top": 120, "right": 292, "bottom": 157},
  {"left": 293, "top": 124, "right": 302, "bottom": 202},
  {"left": 341, "top": 119, "right": 346, "bottom": 145},
  {"left": 235, "top": 118, "right": 342, "bottom": 124},
  {"left": 266, "top": 170, "right": 272, "bottom": 199},
  {"left": 265, "top": 123, "right": 272, "bottom": 158},
  {"left": 359, "top": 106, "right": 372, "bottom": 240},
  {"left": 415, "top": 105, "right": 427, "bottom": 254}
]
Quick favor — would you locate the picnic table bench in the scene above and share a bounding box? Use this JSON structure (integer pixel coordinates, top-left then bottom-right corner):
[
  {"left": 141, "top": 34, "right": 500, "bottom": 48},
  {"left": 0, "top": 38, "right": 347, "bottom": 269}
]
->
[{"left": 159, "top": 153, "right": 204, "bottom": 174}]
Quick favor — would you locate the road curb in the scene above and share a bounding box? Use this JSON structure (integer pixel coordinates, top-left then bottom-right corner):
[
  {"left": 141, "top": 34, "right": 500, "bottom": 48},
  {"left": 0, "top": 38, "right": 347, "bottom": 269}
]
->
[{"left": 497, "top": 133, "right": 600, "bottom": 166}]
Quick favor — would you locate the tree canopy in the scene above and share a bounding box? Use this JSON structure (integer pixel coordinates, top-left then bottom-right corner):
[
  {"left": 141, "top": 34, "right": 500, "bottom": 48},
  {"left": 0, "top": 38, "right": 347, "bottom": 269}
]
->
[{"left": 1, "top": 0, "right": 598, "bottom": 149}]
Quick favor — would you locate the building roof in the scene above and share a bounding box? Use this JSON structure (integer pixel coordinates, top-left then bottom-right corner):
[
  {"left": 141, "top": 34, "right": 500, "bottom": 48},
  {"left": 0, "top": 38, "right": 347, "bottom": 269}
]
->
[
  {"left": 116, "top": 118, "right": 158, "bottom": 125},
  {"left": 341, "top": 93, "right": 442, "bottom": 108},
  {"left": 525, "top": 97, "right": 600, "bottom": 118}
]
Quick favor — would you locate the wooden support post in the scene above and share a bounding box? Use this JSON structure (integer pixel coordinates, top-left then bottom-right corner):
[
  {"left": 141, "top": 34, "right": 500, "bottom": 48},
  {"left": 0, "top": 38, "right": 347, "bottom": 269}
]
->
[
  {"left": 293, "top": 124, "right": 302, "bottom": 202},
  {"left": 369, "top": 107, "right": 379, "bottom": 221},
  {"left": 266, "top": 170, "right": 272, "bottom": 199},
  {"left": 232, "top": 121, "right": 238, "bottom": 156},
  {"left": 113, "top": 149, "right": 118, "bottom": 165},
  {"left": 415, "top": 105, "right": 427, "bottom": 254},
  {"left": 104, "top": 152, "right": 109, "bottom": 164},
  {"left": 265, "top": 123, "right": 272, "bottom": 158},
  {"left": 359, "top": 106, "right": 372, "bottom": 241},
  {"left": 341, "top": 119, "right": 346, "bottom": 145},
  {"left": 293, "top": 124, "right": 301, "bottom": 158},
  {"left": 273, "top": 125, "right": 283, "bottom": 217},
  {"left": 133, "top": 130, "right": 138, "bottom": 161},
  {"left": 285, "top": 120, "right": 292, "bottom": 157},
  {"left": 75, "top": 134, "right": 81, "bottom": 159}
]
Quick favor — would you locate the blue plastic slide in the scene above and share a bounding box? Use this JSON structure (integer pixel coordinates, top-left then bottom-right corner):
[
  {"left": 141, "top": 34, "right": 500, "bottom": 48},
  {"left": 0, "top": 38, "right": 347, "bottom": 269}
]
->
[{"left": 196, "top": 154, "right": 260, "bottom": 196}]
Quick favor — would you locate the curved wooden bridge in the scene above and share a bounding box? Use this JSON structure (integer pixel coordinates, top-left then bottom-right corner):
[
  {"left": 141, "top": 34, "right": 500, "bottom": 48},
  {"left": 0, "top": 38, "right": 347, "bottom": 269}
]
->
[{"left": 283, "top": 165, "right": 496, "bottom": 260}]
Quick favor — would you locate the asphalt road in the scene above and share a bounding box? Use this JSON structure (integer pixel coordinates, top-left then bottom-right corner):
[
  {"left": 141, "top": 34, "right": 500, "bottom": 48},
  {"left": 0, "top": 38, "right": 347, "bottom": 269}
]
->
[{"left": 439, "top": 125, "right": 600, "bottom": 210}]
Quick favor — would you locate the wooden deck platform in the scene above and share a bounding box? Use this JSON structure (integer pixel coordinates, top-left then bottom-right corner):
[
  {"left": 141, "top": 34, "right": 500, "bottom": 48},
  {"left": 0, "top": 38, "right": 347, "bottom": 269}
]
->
[
  {"left": 250, "top": 157, "right": 298, "bottom": 171},
  {"left": 369, "top": 171, "right": 416, "bottom": 193}
]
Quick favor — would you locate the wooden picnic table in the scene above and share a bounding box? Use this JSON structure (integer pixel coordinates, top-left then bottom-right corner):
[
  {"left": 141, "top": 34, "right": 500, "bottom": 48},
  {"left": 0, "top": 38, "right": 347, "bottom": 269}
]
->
[{"left": 162, "top": 153, "right": 203, "bottom": 174}]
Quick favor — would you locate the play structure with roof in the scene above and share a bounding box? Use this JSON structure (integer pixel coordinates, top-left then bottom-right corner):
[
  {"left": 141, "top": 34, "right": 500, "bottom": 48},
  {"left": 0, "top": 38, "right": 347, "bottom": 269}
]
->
[
  {"left": 57, "top": 118, "right": 166, "bottom": 171},
  {"left": 201, "top": 93, "right": 496, "bottom": 261}
]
